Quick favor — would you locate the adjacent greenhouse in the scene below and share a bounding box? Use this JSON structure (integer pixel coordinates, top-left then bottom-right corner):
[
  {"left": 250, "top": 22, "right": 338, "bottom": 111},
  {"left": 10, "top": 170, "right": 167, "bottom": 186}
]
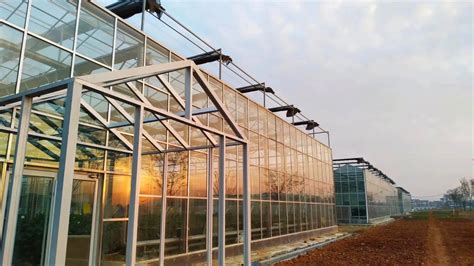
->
[
  {"left": 333, "top": 158, "right": 401, "bottom": 224},
  {"left": 397, "top": 187, "right": 412, "bottom": 215},
  {"left": 0, "top": 1, "right": 336, "bottom": 265}
]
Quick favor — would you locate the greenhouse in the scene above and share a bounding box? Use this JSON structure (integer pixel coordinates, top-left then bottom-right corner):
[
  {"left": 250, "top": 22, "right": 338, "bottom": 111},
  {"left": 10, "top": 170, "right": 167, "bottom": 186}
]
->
[
  {"left": 0, "top": 1, "right": 336, "bottom": 265},
  {"left": 333, "top": 158, "right": 402, "bottom": 224}
]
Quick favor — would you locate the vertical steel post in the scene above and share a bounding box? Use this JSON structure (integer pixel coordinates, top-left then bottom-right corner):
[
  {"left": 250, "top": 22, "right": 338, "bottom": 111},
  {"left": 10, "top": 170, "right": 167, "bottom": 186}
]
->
[
  {"left": 206, "top": 148, "right": 214, "bottom": 265},
  {"left": 184, "top": 67, "right": 193, "bottom": 120},
  {"left": 46, "top": 81, "right": 82, "bottom": 265},
  {"left": 159, "top": 153, "right": 168, "bottom": 266},
  {"left": 126, "top": 105, "right": 144, "bottom": 265},
  {"left": 0, "top": 96, "right": 32, "bottom": 265},
  {"left": 218, "top": 136, "right": 226, "bottom": 266},
  {"left": 364, "top": 171, "right": 369, "bottom": 224},
  {"left": 141, "top": 0, "right": 146, "bottom": 31},
  {"left": 242, "top": 143, "right": 251, "bottom": 266}
]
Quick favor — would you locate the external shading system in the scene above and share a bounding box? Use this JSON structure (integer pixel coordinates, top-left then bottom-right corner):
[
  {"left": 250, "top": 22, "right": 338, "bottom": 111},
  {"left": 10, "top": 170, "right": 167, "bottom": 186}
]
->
[
  {"left": 292, "top": 119, "right": 319, "bottom": 130},
  {"left": 269, "top": 105, "right": 301, "bottom": 117}
]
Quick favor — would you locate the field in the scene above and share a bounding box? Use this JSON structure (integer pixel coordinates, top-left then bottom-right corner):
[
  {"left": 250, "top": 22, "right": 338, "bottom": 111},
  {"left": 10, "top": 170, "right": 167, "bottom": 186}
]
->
[{"left": 277, "top": 211, "right": 474, "bottom": 266}]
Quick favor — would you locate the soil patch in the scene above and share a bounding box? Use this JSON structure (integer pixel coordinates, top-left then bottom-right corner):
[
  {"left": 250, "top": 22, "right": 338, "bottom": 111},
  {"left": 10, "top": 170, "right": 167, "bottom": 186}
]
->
[{"left": 276, "top": 211, "right": 474, "bottom": 266}]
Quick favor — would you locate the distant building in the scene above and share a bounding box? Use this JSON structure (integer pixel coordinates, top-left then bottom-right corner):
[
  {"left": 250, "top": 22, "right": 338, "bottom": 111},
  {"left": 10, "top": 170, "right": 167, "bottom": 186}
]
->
[
  {"left": 412, "top": 199, "right": 444, "bottom": 210},
  {"left": 333, "top": 158, "right": 402, "bottom": 224}
]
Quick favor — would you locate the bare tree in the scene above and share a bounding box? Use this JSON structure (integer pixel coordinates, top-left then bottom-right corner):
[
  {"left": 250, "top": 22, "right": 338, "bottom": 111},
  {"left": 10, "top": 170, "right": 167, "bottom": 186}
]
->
[
  {"left": 459, "top": 178, "right": 472, "bottom": 211},
  {"left": 447, "top": 187, "right": 463, "bottom": 209}
]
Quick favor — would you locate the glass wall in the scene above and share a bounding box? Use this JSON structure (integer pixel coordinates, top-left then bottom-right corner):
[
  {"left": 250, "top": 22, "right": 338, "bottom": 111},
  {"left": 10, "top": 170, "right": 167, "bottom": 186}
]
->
[
  {"left": 334, "top": 164, "right": 400, "bottom": 224},
  {"left": 365, "top": 170, "right": 400, "bottom": 221},
  {"left": 0, "top": 1, "right": 336, "bottom": 264},
  {"left": 334, "top": 165, "right": 367, "bottom": 224},
  {"left": 397, "top": 188, "right": 412, "bottom": 215}
]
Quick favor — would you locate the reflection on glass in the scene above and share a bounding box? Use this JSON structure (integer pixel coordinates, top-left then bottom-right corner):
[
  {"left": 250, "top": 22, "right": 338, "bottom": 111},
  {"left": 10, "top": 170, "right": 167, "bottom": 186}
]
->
[
  {"left": 167, "top": 152, "right": 188, "bottom": 196},
  {"left": 29, "top": 1, "right": 77, "bottom": 49},
  {"left": 140, "top": 154, "right": 163, "bottom": 196},
  {"left": 115, "top": 21, "right": 144, "bottom": 69},
  {"left": 251, "top": 201, "right": 261, "bottom": 240},
  {"left": 0, "top": 24, "right": 22, "bottom": 97},
  {"left": 164, "top": 198, "right": 187, "bottom": 256},
  {"left": 77, "top": 2, "right": 114, "bottom": 66},
  {"left": 225, "top": 200, "right": 238, "bottom": 245},
  {"left": 189, "top": 151, "right": 207, "bottom": 197},
  {"left": 188, "top": 199, "right": 206, "bottom": 252},
  {"left": 137, "top": 196, "right": 162, "bottom": 262},
  {"left": 271, "top": 202, "right": 280, "bottom": 236},
  {"left": 262, "top": 201, "right": 271, "bottom": 238},
  {"left": 74, "top": 56, "right": 110, "bottom": 76},
  {"left": 104, "top": 174, "right": 130, "bottom": 218},
  {"left": 66, "top": 179, "right": 96, "bottom": 266},
  {"left": 20, "top": 35, "right": 72, "bottom": 92},
  {"left": 13, "top": 176, "right": 53, "bottom": 266},
  {"left": 101, "top": 221, "right": 128, "bottom": 265},
  {"left": 280, "top": 202, "right": 288, "bottom": 235},
  {"left": 0, "top": 1, "right": 27, "bottom": 27}
]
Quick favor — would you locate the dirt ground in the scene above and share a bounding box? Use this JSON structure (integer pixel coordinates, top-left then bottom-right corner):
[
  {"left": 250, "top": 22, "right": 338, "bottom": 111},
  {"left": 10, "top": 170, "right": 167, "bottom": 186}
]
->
[{"left": 276, "top": 211, "right": 474, "bottom": 266}]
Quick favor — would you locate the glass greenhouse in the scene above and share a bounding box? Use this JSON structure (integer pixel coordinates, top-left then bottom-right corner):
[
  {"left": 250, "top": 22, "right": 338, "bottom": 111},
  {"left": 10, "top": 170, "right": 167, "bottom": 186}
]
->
[
  {"left": 333, "top": 158, "right": 401, "bottom": 224},
  {"left": 0, "top": 1, "right": 336, "bottom": 265}
]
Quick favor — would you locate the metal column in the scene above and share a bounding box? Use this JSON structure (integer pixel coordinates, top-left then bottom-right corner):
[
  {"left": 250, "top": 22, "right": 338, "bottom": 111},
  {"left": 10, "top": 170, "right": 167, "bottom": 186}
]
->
[
  {"left": 206, "top": 148, "right": 214, "bottom": 265},
  {"left": 242, "top": 143, "right": 251, "bottom": 266},
  {"left": 126, "top": 105, "right": 144, "bottom": 265},
  {"left": 159, "top": 153, "right": 169, "bottom": 266},
  {"left": 0, "top": 96, "right": 33, "bottom": 265},
  {"left": 218, "top": 136, "right": 226, "bottom": 266},
  {"left": 184, "top": 67, "right": 193, "bottom": 120},
  {"left": 46, "top": 81, "right": 83, "bottom": 265}
]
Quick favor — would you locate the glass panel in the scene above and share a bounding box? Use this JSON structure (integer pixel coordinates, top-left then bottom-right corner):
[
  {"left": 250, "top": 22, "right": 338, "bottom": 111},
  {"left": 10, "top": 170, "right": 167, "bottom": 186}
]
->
[
  {"left": 74, "top": 56, "right": 109, "bottom": 76},
  {"left": 146, "top": 39, "right": 169, "bottom": 65},
  {"left": 20, "top": 35, "right": 72, "bottom": 92},
  {"left": 0, "top": 1, "right": 27, "bottom": 28},
  {"left": 104, "top": 174, "right": 130, "bottom": 218},
  {"left": 225, "top": 200, "right": 238, "bottom": 245},
  {"left": 188, "top": 199, "right": 207, "bottom": 252},
  {"left": 271, "top": 202, "right": 280, "bottom": 236},
  {"left": 251, "top": 201, "right": 261, "bottom": 240},
  {"left": 261, "top": 201, "right": 271, "bottom": 238},
  {"left": 101, "top": 221, "right": 128, "bottom": 264},
  {"left": 137, "top": 196, "right": 162, "bottom": 262},
  {"left": 167, "top": 152, "right": 188, "bottom": 197},
  {"left": 0, "top": 24, "right": 23, "bottom": 97},
  {"left": 77, "top": 2, "right": 114, "bottom": 66},
  {"left": 140, "top": 154, "right": 163, "bottom": 196},
  {"left": 29, "top": 1, "right": 77, "bottom": 49},
  {"left": 13, "top": 176, "right": 53, "bottom": 266},
  {"left": 164, "top": 198, "right": 187, "bottom": 256},
  {"left": 280, "top": 202, "right": 288, "bottom": 234},
  {"left": 189, "top": 151, "right": 207, "bottom": 197},
  {"left": 114, "top": 21, "right": 144, "bottom": 69},
  {"left": 144, "top": 85, "right": 168, "bottom": 111},
  {"left": 288, "top": 203, "right": 295, "bottom": 233},
  {"left": 66, "top": 179, "right": 96, "bottom": 266}
]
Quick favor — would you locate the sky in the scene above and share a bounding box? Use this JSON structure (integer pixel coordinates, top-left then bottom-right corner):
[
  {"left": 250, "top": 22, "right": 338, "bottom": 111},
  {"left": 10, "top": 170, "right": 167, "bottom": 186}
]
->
[{"left": 98, "top": 0, "right": 473, "bottom": 200}]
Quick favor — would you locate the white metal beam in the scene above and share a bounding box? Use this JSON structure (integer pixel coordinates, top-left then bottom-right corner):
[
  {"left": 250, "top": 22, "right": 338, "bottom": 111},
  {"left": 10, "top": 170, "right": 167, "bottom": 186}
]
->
[
  {"left": 79, "top": 60, "right": 191, "bottom": 86},
  {"left": 193, "top": 66, "right": 246, "bottom": 140},
  {"left": 206, "top": 148, "right": 214, "bottom": 266},
  {"left": 159, "top": 153, "right": 169, "bottom": 266},
  {"left": 0, "top": 96, "right": 33, "bottom": 265},
  {"left": 80, "top": 99, "right": 134, "bottom": 150},
  {"left": 157, "top": 75, "right": 218, "bottom": 146},
  {"left": 242, "top": 143, "right": 251, "bottom": 266},
  {"left": 45, "top": 81, "right": 82, "bottom": 265},
  {"left": 218, "top": 136, "right": 226, "bottom": 266},
  {"left": 125, "top": 105, "right": 144, "bottom": 265}
]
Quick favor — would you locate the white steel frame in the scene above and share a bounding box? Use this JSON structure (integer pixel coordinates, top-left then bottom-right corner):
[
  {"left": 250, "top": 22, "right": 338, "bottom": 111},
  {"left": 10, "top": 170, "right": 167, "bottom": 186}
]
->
[{"left": 0, "top": 60, "right": 251, "bottom": 266}]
